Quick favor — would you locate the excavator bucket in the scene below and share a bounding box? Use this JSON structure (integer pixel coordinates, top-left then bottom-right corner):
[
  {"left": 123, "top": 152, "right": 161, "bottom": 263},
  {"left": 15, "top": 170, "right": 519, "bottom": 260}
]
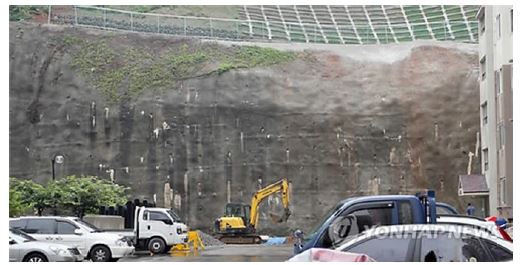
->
[{"left": 269, "top": 208, "right": 291, "bottom": 223}]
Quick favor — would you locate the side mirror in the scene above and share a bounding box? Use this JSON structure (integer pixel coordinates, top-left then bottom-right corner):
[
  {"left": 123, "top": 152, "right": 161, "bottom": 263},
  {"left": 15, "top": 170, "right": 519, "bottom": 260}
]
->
[
  {"left": 74, "top": 229, "right": 83, "bottom": 235},
  {"left": 163, "top": 219, "right": 173, "bottom": 225},
  {"left": 9, "top": 239, "right": 16, "bottom": 245}
]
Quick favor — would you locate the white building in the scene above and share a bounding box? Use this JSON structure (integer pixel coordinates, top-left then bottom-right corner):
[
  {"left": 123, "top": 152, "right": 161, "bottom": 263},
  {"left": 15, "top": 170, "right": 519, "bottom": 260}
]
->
[{"left": 476, "top": 6, "right": 513, "bottom": 220}]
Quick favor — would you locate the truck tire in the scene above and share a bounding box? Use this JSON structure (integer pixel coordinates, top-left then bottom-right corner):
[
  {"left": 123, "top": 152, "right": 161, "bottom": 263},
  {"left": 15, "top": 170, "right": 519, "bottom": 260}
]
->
[
  {"left": 90, "top": 245, "right": 111, "bottom": 262},
  {"left": 163, "top": 245, "right": 172, "bottom": 254},
  {"left": 148, "top": 237, "right": 166, "bottom": 254}
]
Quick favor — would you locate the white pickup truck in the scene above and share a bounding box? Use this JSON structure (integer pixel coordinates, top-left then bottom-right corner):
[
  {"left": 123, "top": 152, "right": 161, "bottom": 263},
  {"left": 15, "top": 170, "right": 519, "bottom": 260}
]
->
[{"left": 110, "top": 207, "right": 189, "bottom": 254}]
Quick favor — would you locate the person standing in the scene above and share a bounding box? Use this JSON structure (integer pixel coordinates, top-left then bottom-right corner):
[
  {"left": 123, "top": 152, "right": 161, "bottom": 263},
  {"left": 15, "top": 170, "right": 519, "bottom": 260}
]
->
[{"left": 466, "top": 203, "right": 476, "bottom": 216}]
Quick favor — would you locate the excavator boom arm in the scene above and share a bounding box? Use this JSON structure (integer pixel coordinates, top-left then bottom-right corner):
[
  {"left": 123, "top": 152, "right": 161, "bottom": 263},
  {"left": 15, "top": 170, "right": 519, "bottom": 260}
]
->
[{"left": 249, "top": 179, "right": 290, "bottom": 229}]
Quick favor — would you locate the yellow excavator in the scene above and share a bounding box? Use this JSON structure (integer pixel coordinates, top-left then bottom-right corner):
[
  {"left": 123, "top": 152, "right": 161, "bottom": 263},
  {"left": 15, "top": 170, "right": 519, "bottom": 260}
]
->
[{"left": 214, "top": 179, "right": 291, "bottom": 244}]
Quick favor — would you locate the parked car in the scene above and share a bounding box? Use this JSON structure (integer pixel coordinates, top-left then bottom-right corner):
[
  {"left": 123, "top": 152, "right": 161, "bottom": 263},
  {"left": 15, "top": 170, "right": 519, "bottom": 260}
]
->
[
  {"left": 288, "top": 248, "right": 375, "bottom": 262},
  {"left": 9, "top": 228, "right": 83, "bottom": 262},
  {"left": 294, "top": 191, "right": 458, "bottom": 254},
  {"left": 485, "top": 216, "right": 513, "bottom": 242},
  {"left": 437, "top": 214, "right": 506, "bottom": 240},
  {"left": 10, "top": 216, "right": 134, "bottom": 262},
  {"left": 335, "top": 224, "right": 513, "bottom": 262}
]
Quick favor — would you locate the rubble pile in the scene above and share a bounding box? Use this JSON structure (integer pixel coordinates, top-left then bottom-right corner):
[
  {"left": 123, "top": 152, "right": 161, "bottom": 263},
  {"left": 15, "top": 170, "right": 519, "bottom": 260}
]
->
[{"left": 197, "top": 230, "right": 225, "bottom": 246}]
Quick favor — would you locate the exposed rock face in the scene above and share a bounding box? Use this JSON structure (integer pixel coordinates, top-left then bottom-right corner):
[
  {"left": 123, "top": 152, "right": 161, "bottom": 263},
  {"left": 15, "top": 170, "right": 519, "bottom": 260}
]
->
[{"left": 9, "top": 23, "right": 481, "bottom": 234}]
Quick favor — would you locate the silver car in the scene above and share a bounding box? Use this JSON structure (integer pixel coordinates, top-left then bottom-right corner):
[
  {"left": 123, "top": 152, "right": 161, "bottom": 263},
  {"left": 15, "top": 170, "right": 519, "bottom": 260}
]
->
[
  {"left": 335, "top": 224, "right": 513, "bottom": 262},
  {"left": 9, "top": 228, "right": 83, "bottom": 262}
]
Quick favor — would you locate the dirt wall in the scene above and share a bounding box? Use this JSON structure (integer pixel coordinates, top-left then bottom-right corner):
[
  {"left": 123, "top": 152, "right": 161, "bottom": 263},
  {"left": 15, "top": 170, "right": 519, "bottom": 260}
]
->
[{"left": 9, "top": 23, "right": 481, "bottom": 234}]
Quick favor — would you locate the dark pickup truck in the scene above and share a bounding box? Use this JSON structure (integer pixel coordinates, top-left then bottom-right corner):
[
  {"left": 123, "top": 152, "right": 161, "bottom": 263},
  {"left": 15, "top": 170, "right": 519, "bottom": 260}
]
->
[{"left": 294, "top": 191, "right": 458, "bottom": 254}]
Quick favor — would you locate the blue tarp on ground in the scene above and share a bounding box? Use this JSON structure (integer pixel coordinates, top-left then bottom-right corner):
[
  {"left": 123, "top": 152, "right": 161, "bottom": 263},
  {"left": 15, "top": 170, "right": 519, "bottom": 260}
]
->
[{"left": 263, "top": 237, "right": 287, "bottom": 245}]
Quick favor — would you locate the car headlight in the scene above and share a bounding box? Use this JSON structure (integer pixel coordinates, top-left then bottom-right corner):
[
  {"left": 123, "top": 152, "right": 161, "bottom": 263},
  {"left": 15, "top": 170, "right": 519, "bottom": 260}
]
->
[{"left": 49, "top": 246, "right": 69, "bottom": 256}]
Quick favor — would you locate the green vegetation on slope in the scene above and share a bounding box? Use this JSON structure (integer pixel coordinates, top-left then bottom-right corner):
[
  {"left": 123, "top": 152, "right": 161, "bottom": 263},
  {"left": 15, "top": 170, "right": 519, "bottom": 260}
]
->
[
  {"left": 63, "top": 36, "right": 297, "bottom": 103},
  {"left": 162, "top": 5, "right": 239, "bottom": 19},
  {"left": 9, "top": 5, "right": 48, "bottom": 21},
  {"left": 108, "top": 5, "right": 164, "bottom": 13},
  {"left": 109, "top": 5, "right": 239, "bottom": 19}
]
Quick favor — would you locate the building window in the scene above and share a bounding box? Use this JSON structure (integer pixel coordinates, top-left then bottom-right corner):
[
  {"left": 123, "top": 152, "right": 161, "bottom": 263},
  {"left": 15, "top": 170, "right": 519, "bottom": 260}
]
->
[
  {"left": 499, "top": 68, "right": 503, "bottom": 94},
  {"left": 500, "top": 177, "right": 506, "bottom": 205},
  {"left": 494, "top": 70, "right": 499, "bottom": 95},
  {"left": 511, "top": 9, "right": 513, "bottom": 33},
  {"left": 498, "top": 121, "right": 505, "bottom": 148},
  {"left": 497, "top": 14, "right": 501, "bottom": 39},
  {"left": 480, "top": 56, "right": 486, "bottom": 80},
  {"left": 481, "top": 102, "right": 488, "bottom": 125},
  {"left": 495, "top": 70, "right": 502, "bottom": 95},
  {"left": 479, "top": 13, "right": 486, "bottom": 35},
  {"left": 483, "top": 148, "right": 489, "bottom": 171}
]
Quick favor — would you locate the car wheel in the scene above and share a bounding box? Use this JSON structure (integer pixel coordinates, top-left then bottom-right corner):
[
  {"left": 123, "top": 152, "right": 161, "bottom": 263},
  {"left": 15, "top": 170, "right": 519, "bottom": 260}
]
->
[
  {"left": 148, "top": 237, "right": 166, "bottom": 254},
  {"left": 23, "top": 252, "right": 48, "bottom": 262},
  {"left": 91, "top": 245, "right": 111, "bottom": 262}
]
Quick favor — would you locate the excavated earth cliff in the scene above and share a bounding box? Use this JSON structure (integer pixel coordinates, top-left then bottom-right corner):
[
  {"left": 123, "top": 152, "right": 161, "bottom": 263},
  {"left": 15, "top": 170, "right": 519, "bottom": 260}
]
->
[{"left": 10, "top": 22, "right": 481, "bottom": 233}]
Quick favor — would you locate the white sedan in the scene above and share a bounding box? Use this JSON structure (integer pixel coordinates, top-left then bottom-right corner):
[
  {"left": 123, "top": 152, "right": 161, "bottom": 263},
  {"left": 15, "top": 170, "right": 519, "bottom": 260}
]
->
[
  {"left": 335, "top": 224, "right": 513, "bottom": 262},
  {"left": 9, "top": 228, "right": 83, "bottom": 262},
  {"left": 10, "top": 216, "right": 134, "bottom": 262},
  {"left": 437, "top": 214, "right": 506, "bottom": 239}
]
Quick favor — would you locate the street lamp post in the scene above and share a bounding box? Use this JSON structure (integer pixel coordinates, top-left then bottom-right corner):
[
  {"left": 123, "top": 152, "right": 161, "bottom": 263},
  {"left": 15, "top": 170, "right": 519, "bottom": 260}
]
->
[
  {"left": 51, "top": 154, "right": 64, "bottom": 215},
  {"left": 51, "top": 154, "right": 64, "bottom": 181}
]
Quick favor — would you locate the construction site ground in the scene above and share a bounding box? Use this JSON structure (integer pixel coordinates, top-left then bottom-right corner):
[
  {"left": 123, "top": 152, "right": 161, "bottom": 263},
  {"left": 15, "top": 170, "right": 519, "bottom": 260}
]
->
[{"left": 120, "top": 244, "right": 294, "bottom": 262}]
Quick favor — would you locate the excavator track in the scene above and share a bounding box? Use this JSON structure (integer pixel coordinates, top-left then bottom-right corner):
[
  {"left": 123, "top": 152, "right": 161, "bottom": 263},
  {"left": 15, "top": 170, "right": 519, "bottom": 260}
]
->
[{"left": 217, "top": 235, "right": 262, "bottom": 244}]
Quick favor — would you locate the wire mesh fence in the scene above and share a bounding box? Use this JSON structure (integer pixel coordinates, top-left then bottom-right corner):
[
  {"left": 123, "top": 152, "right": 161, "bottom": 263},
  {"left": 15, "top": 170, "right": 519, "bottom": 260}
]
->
[{"left": 48, "top": 5, "right": 478, "bottom": 44}]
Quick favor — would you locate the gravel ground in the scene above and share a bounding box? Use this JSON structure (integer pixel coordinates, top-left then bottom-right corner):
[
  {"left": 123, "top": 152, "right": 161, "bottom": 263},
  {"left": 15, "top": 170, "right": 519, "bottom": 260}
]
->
[{"left": 197, "top": 230, "right": 225, "bottom": 246}]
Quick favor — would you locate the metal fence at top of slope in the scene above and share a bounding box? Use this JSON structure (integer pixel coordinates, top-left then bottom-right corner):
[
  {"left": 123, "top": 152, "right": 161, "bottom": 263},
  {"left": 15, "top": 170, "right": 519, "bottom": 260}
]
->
[{"left": 48, "top": 5, "right": 478, "bottom": 44}]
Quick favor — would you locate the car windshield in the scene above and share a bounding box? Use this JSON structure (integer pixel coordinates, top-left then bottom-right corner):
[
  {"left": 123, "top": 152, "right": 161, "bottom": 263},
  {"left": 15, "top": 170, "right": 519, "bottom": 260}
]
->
[
  {"left": 10, "top": 228, "right": 36, "bottom": 242},
  {"left": 74, "top": 218, "right": 101, "bottom": 232},
  {"left": 304, "top": 203, "right": 343, "bottom": 241},
  {"left": 167, "top": 210, "right": 181, "bottom": 222}
]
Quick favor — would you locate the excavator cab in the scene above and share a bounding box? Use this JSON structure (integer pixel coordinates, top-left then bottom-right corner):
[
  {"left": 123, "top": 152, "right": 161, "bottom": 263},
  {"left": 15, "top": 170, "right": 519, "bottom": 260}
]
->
[
  {"left": 216, "top": 203, "right": 253, "bottom": 235},
  {"left": 225, "top": 203, "right": 251, "bottom": 225}
]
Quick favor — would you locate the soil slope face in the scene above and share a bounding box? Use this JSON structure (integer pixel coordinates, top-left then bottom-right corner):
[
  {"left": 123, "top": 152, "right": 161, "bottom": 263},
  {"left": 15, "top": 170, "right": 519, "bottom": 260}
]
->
[{"left": 10, "top": 22, "right": 480, "bottom": 233}]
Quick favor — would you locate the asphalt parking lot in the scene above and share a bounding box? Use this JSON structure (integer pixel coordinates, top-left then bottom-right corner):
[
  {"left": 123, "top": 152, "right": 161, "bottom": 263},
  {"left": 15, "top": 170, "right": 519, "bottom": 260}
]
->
[{"left": 119, "top": 244, "right": 294, "bottom": 262}]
